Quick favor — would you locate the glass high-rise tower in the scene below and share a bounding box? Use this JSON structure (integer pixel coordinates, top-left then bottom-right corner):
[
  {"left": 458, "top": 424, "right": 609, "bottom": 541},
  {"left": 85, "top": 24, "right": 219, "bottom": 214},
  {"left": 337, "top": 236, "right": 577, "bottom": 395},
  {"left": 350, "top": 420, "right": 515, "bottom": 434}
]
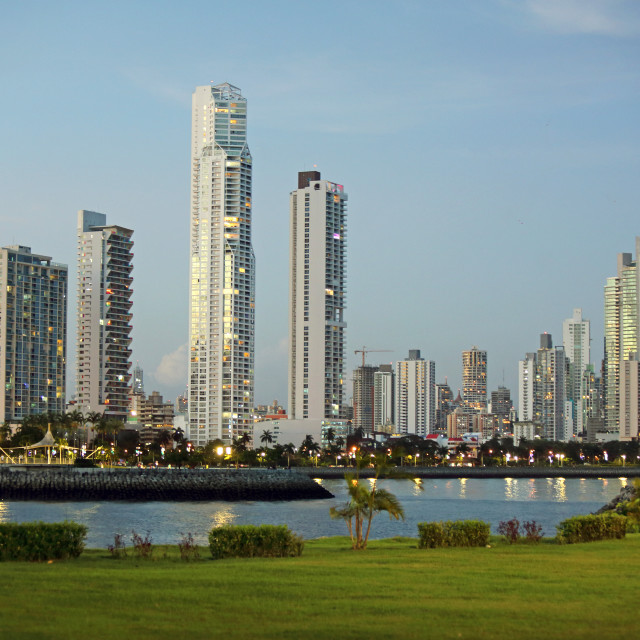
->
[{"left": 189, "top": 83, "right": 255, "bottom": 446}]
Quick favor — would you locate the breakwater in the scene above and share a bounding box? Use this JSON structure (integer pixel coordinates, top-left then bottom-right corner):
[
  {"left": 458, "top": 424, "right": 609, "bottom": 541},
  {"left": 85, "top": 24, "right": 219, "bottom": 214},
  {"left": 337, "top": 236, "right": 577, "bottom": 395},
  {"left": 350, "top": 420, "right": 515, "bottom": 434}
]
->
[
  {"left": 294, "top": 465, "right": 640, "bottom": 480},
  {"left": 0, "top": 467, "right": 334, "bottom": 501}
]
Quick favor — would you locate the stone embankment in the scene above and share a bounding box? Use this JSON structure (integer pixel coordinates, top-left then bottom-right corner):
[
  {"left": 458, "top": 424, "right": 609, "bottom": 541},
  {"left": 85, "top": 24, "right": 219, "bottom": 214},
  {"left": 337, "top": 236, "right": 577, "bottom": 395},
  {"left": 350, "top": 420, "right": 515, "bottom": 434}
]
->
[
  {"left": 294, "top": 466, "right": 640, "bottom": 480},
  {"left": 594, "top": 483, "right": 638, "bottom": 514},
  {"left": 0, "top": 467, "right": 334, "bottom": 501}
]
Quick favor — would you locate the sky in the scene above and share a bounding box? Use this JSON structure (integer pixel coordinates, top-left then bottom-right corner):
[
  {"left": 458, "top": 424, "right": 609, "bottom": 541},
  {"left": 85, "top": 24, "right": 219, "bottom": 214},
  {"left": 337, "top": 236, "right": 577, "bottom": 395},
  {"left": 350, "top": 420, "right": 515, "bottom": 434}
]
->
[{"left": 1, "top": 0, "right": 639, "bottom": 410}]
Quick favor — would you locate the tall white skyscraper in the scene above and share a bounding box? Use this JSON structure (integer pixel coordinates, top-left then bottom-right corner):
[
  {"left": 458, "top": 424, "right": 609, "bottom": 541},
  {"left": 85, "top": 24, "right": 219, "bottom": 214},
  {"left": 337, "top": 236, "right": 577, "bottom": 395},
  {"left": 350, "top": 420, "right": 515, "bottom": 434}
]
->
[
  {"left": 604, "top": 241, "right": 640, "bottom": 433},
  {"left": 77, "top": 210, "right": 133, "bottom": 420},
  {"left": 395, "top": 350, "right": 436, "bottom": 436},
  {"left": 288, "top": 171, "right": 347, "bottom": 420},
  {"left": 0, "top": 246, "right": 68, "bottom": 422},
  {"left": 189, "top": 83, "right": 255, "bottom": 446},
  {"left": 562, "top": 308, "right": 590, "bottom": 434},
  {"left": 373, "top": 364, "right": 395, "bottom": 431}
]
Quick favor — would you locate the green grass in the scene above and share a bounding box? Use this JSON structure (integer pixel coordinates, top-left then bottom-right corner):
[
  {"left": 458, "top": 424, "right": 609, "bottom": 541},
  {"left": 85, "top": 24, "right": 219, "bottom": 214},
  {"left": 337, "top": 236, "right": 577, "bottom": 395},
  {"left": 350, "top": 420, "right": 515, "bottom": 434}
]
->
[{"left": 1, "top": 536, "right": 639, "bottom": 639}]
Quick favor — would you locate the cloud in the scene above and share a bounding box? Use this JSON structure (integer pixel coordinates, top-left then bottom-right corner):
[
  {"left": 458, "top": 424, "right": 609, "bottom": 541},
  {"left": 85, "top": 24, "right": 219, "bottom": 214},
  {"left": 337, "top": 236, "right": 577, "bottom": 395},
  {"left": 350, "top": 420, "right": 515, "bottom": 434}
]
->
[
  {"left": 154, "top": 343, "right": 188, "bottom": 387},
  {"left": 524, "top": 0, "right": 640, "bottom": 36}
]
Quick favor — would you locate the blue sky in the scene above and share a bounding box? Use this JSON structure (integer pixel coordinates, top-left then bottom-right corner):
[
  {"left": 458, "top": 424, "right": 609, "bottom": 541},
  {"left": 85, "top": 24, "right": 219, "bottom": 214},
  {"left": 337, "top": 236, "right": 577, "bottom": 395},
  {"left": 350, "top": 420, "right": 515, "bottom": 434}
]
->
[{"left": 2, "top": 0, "right": 639, "bottom": 408}]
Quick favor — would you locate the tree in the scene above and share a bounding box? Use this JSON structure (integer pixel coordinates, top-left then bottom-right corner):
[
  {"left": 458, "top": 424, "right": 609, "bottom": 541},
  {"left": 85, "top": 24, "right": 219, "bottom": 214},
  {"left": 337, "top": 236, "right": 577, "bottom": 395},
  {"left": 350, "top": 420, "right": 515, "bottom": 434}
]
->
[
  {"left": 173, "top": 427, "right": 185, "bottom": 445},
  {"left": 260, "top": 429, "right": 273, "bottom": 447},
  {"left": 325, "top": 427, "right": 336, "bottom": 448},
  {"left": 300, "top": 434, "right": 320, "bottom": 457},
  {"left": 330, "top": 455, "right": 405, "bottom": 550}
]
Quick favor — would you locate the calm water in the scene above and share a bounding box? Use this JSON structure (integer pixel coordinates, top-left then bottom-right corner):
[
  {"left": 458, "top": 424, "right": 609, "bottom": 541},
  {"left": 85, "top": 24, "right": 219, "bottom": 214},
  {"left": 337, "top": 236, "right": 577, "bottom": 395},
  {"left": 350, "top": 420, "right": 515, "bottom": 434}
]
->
[{"left": 0, "top": 476, "right": 628, "bottom": 548}]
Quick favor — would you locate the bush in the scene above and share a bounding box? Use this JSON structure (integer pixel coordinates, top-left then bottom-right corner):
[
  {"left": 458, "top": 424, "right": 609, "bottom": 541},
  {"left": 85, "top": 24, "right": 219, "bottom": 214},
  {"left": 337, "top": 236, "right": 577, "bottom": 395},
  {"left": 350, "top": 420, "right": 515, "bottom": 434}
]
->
[
  {"left": 178, "top": 532, "right": 200, "bottom": 562},
  {"left": 209, "top": 525, "right": 304, "bottom": 560},
  {"left": 556, "top": 513, "right": 627, "bottom": 544},
  {"left": 497, "top": 518, "right": 520, "bottom": 544},
  {"left": 417, "top": 520, "right": 490, "bottom": 548},
  {"left": 107, "top": 533, "right": 127, "bottom": 558},
  {"left": 0, "top": 521, "right": 87, "bottom": 561},
  {"left": 131, "top": 530, "right": 153, "bottom": 559},
  {"left": 522, "top": 520, "right": 543, "bottom": 543}
]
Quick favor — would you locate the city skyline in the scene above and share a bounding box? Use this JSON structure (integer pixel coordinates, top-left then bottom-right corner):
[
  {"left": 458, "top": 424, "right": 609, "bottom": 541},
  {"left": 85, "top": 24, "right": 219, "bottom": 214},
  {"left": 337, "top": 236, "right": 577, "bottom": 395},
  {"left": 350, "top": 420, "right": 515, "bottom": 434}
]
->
[{"left": 2, "top": 1, "right": 640, "bottom": 408}]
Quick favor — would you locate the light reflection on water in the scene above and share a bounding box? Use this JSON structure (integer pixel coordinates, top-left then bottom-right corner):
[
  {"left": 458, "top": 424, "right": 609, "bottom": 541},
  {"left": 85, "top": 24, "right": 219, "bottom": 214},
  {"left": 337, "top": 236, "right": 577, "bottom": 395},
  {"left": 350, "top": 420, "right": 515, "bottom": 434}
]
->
[{"left": 0, "top": 477, "right": 629, "bottom": 548}]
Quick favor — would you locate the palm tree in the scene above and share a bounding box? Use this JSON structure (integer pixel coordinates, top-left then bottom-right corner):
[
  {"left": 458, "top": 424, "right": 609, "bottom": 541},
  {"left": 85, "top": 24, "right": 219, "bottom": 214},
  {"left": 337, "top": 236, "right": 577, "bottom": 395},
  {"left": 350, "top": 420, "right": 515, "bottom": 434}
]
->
[
  {"left": 335, "top": 436, "right": 345, "bottom": 451},
  {"left": 300, "top": 434, "right": 320, "bottom": 456},
  {"left": 173, "top": 427, "right": 185, "bottom": 445},
  {"left": 282, "top": 443, "right": 296, "bottom": 467},
  {"left": 330, "top": 456, "right": 405, "bottom": 550},
  {"left": 436, "top": 445, "right": 449, "bottom": 466},
  {"left": 86, "top": 411, "right": 104, "bottom": 445},
  {"left": 325, "top": 427, "right": 336, "bottom": 449},
  {"left": 260, "top": 429, "right": 273, "bottom": 448}
]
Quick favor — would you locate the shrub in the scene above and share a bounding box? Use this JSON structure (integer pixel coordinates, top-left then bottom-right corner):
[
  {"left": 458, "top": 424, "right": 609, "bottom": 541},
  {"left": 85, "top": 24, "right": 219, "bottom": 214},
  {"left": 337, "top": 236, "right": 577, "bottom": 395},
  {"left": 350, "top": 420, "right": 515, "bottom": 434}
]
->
[
  {"left": 107, "top": 533, "right": 127, "bottom": 558},
  {"left": 208, "top": 525, "right": 304, "bottom": 560},
  {"left": 522, "top": 520, "right": 543, "bottom": 543},
  {"left": 417, "top": 520, "right": 490, "bottom": 549},
  {"left": 497, "top": 518, "right": 520, "bottom": 544},
  {"left": 0, "top": 521, "right": 87, "bottom": 561},
  {"left": 178, "top": 532, "right": 200, "bottom": 562},
  {"left": 131, "top": 530, "right": 153, "bottom": 559},
  {"left": 556, "top": 513, "right": 627, "bottom": 544}
]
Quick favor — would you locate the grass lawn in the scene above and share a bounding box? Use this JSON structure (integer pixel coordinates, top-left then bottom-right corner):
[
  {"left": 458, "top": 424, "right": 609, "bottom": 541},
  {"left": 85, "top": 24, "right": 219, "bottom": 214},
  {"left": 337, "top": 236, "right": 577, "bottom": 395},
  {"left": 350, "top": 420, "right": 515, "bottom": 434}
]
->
[{"left": 1, "top": 535, "right": 639, "bottom": 639}]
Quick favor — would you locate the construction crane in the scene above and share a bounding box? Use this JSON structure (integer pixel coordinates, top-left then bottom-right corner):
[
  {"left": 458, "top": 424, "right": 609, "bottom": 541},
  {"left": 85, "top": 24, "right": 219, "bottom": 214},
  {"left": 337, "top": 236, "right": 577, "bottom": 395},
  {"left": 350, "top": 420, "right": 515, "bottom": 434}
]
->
[{"left": 354, "top": 346, "right": 393, "bottom": 368}]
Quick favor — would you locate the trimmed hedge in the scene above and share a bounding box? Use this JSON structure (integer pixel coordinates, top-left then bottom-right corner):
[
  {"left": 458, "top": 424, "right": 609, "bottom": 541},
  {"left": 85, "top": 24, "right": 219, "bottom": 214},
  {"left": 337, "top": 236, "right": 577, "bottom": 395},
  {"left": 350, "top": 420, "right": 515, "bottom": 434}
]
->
[
  {"left": 417, "top": 520, "right": 491, "bottom": 548},
  {"left": 209, "top": 524, "right": 304, "bottom": 560},
  {"left": 0, "top": 521, "right": 87, "bottom": 561},
  {"left": 556, "top": 513, "right": 627, "bottom": 544}
]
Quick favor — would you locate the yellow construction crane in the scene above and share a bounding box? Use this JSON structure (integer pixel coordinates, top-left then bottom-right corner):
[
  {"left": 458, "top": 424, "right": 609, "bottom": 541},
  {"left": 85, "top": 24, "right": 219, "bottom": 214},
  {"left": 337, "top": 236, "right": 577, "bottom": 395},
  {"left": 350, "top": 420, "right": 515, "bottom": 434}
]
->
[{"left": 354, "top": 346, "right": 393, "bottom": 368}]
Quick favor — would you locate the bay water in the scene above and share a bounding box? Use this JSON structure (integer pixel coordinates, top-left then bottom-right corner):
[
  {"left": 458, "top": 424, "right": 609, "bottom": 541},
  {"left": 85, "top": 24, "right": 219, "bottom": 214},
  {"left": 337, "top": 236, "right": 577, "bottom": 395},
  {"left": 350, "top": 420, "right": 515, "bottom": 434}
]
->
[{"left": 0, "top": 476, "right": 628, "bottom": 548}]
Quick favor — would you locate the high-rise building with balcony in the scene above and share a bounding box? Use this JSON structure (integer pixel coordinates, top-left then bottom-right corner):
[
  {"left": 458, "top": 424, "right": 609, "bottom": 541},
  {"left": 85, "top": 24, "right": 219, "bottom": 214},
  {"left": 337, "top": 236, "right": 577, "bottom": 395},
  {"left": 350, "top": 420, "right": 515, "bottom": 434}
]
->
[
  {"left": 373, "top": 364, "right": 395, "bottom": 431},
  {"left": 353, "top": 365, "right": 378, "bottom": 434},
  {"left": 518, "top": 334, "right": 569, "bottom": 441},
  {"left": 77, "top": 210, "right": 133, "bottom": 421},
  {"left": 0, "top": 246, "right": 67, "bottom": 422},
  {"left": 604, "top": 242, "right": 640, "bottom": 433},
  {"left": 395, "top": 350, "right": 436, "bottom": 436},
  {"left": 288, "top": 170, "right": 347, "bottom": 421},
  {"left": 462, "top": 346, "right": 487, "bottom": 411},
  {"left": 562, "top": 308, "right": 590, "bottom": 434},
  {"left": 189, "top": 83, "right": 255, "bottom": 446}
]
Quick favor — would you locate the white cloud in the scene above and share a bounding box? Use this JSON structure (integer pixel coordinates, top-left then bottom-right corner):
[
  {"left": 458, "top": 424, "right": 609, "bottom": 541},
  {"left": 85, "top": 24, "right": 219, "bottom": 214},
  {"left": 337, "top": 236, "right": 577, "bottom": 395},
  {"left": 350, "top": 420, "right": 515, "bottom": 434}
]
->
[
  {"left": 153, "top": 343, "right": 188, "bottom": 387},
  {"left": 524, "top": 0, "right": 640, "bottom": 36}
]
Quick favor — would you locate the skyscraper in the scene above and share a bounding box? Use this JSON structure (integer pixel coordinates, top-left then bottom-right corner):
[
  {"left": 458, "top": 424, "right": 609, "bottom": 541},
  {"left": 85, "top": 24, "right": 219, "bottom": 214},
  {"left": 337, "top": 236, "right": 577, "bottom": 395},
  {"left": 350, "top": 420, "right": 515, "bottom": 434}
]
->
[
  {"left": 77, "top": 210, "right": 133, "bottom": 421},
  {"left": 518, "top": 334, "right": 568, "bottom": 441},
  {"left": 288, "top": 170, "right": 347, "bottom": 421},
  {"left": 0, "top": 246, "right": 67, "bottom": 422},
  {"left": 373, "top": 364, "right": 395, "bottom": 431},
  {"left": 353, "top": 365, "right": 378, "bottom": 434},
  {"left": 462, "top": 347, "right": 487, "bottom": 411},
  {"left": 189, "top": 83, "right": 255, "bottom": 446},
  {"left": 395, "top": 350, "right": 436, "bottom": 436},
  {"left": 604, "top": 242, "right": 639, "bottom": 433},
  {"left": 562, "top": 308, "right": 590, "bottom": 434}
]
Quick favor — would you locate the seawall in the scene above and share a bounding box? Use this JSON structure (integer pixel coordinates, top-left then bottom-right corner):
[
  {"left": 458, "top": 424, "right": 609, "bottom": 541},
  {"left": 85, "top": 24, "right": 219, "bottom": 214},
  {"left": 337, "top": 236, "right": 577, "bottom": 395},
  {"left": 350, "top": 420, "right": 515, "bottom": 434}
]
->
[
  {"left": 0, "top": 467, "right": 334, "bottom": 501},
  {"left": 294, "top": 466, "right": 640, "bottom": 480}
]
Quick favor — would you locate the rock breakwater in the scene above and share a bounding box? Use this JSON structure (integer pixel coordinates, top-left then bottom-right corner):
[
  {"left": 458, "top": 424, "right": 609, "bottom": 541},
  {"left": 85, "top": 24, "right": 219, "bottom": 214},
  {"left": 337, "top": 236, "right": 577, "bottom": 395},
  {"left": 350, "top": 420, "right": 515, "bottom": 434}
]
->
[{"left": 0, "top": 467, "right": 334, "bottom": 501}]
